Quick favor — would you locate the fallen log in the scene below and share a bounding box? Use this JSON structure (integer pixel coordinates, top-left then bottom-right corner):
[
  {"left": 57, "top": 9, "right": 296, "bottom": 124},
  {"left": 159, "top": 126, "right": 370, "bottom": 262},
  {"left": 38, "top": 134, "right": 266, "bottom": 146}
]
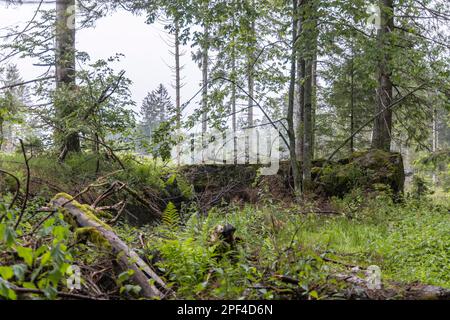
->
[{"left": 51, "top": 193, "right": 169, "bottom": 299}]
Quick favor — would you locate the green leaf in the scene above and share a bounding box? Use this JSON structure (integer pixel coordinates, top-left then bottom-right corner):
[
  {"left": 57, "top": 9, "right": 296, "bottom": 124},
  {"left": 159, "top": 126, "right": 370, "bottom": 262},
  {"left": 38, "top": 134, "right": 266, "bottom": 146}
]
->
[
  {"left": 23, "top": 282, "right": 37, "bottom": 290},
  {"left": 48, "top": 268, "right": 63, "bottom": 286},
  {"left": 43, "top": 286, "right": 57, "bottom": 300},
  {"left": 16, "top": 246, "right": 33, "bottom": 267},
  {"left": 0, "top": 224, "right": 16, "bottom": 247},
  {"left": 0, "top": 279, "right": 17, "bottom": 300},
  {"left": 12, "top": 264, "right": 27, "bottom": 282},
  {"left": 52, "top": 226, "right": 69, "bottom": 241},
  {"left": 40, "top": 251, "right": 51, "bottom": 266},
  {"left": 50, "top": 244, "right": 65, "bottom": 265},
  {"left": 0, "top": 266, "right": 14, "bottom": 280},
  {"left": 117, "top": 269, "right": 135, "bottom": 284}
]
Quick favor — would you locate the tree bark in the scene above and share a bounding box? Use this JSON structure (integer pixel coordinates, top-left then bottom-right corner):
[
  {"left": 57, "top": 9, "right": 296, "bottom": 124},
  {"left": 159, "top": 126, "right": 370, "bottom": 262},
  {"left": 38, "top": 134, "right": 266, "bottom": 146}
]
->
[
  {"left": 247, "top": 1, "right": 255, "bottom": 128},
  {"left": 56, "top": 0, "right": 80, "bottom": 157},
  {"left": 371, "top": 0, "right": 394, "bottom": 151},
  {"left": 311, "top": 50, "right": 317, "bottom": 159},
  {"left": 303, "top": 59, "right": 313, "bottom": 190},
  {"left": 350, "top": 42, "right": 355, "bottom": 154},
  {"left": 231, "top": 15, "right": 237, "bottom": 163},
  {"left": 302, "top": 0, "right": 315, "bottom": 191},
  {"left": 201, "top": 24, "right": 209, "bottom": 135},
  {"left": 288, "top": 0, "right": 302, "bottom": 192},
  {"left": 295, "top": 7, "right": 305, "bottom": 162},
  {"left": 174, "top": 19, "right": 182, "bottom": 165}
]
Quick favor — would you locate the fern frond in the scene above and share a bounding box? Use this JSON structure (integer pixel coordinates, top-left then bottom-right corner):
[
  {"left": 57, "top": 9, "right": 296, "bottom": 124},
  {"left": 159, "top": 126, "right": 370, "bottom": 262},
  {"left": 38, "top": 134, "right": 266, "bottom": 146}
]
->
[{"left": 162, "top": 201, "right": 180, "bottom": 230}]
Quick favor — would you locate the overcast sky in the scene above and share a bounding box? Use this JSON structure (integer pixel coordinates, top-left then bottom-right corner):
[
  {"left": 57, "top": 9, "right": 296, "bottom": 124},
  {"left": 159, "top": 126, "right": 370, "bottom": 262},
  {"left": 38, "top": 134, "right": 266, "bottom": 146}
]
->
[{"left": 0, "top": 2, "right": 202, "bottom": 117}]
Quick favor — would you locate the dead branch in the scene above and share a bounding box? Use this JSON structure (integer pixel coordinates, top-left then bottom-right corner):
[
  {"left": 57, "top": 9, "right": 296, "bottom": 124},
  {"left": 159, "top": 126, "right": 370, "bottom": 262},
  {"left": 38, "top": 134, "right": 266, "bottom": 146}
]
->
[
  {"left": 122, "top": 184, "right": 162, "bottom": 218},
  {"left": 14, "top": 140, "right": 31, "bottom": 230},
  {"left": 11, "top": 286, "right": 105, "bottom": 300},
  {"left": 0, "top": 169, "right": 20, "bottom": 210},
  {"left": 107, "top": 200, "right": 128, "bottom": 225}
]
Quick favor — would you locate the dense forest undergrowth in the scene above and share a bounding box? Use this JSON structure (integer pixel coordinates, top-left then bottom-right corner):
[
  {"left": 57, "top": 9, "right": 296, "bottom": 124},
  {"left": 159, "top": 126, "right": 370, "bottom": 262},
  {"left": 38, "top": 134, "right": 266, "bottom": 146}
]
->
[
  {"left": 1, "top": 0, "right": 450, "bottom": 302},
  {"left": 0, "top": 151, "right": 448, "bottom": 300}
]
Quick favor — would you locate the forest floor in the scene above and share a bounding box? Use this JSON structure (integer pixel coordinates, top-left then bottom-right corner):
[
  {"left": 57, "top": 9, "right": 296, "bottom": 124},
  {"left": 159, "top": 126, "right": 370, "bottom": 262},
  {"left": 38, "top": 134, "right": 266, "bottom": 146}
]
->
[{"left": 0, "top": 152, "right": 449, "bottom": 300}]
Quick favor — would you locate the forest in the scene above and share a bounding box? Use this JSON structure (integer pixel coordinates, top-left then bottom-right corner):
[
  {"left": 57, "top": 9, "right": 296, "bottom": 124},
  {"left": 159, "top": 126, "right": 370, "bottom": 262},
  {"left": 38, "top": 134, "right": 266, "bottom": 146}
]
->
[{"left": 0, "top": 0, "right": 449, "bottom": 301}]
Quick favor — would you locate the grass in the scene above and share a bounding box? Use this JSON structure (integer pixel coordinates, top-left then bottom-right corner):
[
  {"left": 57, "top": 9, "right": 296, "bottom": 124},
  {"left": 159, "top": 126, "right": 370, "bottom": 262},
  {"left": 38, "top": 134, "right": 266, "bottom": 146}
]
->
[{"left": 137, "top": 191, "right": 449, "bottom": 299}]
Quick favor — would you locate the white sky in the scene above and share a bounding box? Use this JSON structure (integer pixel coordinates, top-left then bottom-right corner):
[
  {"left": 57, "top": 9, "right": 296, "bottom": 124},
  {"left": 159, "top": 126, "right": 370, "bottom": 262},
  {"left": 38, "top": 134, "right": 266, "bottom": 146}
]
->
[{"left": 0, "top": 2, "right": 202, "bottom": 117}]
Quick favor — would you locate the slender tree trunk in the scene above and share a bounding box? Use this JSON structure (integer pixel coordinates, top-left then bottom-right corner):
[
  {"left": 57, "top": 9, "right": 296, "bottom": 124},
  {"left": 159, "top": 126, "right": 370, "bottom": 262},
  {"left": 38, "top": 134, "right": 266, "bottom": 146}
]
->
[
  {"left": 201, "top": 25, "right": 209, "bottom": 135},
  {"left": 303, "top": 60, "right": 313, "bottom": 190},
  {"left": 56, "top": 0, "right": 80, "bottom": 160},
  {"left": 247, "top": 0, "right": 255, "bottom": 127},
  {"left": 246, "top": 1, "right": 256, "bottom": 164},
  {"left": 0, "top": 118, "right": 4, "bottom": 151},
  {"left": 432, "top": 104, "right": 438, "bottom": 184},
  {"left": 288, "top": 0, "right": 301, "bottom": 192},
  {"left": 302, "top": 0, "right": 315, "bottom": 191},
  {"left": 350, "top": 42, "right": 355, "bottom": 154},
  {"left": 311, "top": 52, "right": 317, "bottom": 159},
  {"left": 231, "top": 16, "right": 237, "bottom": 163},
  {"left": 174, "top": 19, "right": 181, "bottom": 165},
  {"left": 371, "top": 0, "right": 394, "bottom": 151},
  {"left": 295, "top": 9, "right": 305, "bottom": 162}
]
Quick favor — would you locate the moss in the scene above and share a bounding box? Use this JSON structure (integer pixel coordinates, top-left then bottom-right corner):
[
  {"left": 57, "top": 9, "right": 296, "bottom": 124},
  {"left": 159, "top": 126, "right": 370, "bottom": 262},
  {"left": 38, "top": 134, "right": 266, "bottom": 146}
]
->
[
  {"left": 75, "top": 227, "right": 111, "bottom": 249},
  {"left": 60, "top": 207, "right": 79, "bottom": 229},
  {"left": 314, "top": 150, "right": 404, "bottom": 198},
  {"left": 52, "top": 192, "right": 113, "bottom": 231},
  {"left": 318, "top": 162, "right": 365, "bottom": 197}
]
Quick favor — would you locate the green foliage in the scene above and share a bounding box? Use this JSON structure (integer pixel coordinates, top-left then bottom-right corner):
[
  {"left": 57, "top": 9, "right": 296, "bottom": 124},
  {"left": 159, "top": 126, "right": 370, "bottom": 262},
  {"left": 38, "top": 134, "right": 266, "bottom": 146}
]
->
[
  {"left": 141, "top": 203, "right": 330, "bottom": 299},
  {"left": 0, "top": 200, "right": 76, "bottom": 300},
  {"left": 410, "top": 175, "right": 432, "bottom": 198},
  {"left": 162, "top": 202, "right": 180, "bottom": 231},
  {"left": 375, "top": 200, "right": 450, "bottom": 287}
]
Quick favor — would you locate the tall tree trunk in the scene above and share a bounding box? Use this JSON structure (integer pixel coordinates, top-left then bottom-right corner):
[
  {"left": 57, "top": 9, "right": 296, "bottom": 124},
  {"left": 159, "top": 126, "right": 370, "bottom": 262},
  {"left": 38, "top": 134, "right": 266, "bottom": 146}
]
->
[
  {"left": 432, "top": 104, "right": 438, "bottom": 184},
  {"left": 371, "top": 0, "right": 394, "bottom": 151},
  {"left": 295, "top": 17, "right": 305, "bottom": 162},
  {"left": 231, "top": 15, "right": 237, "bottom": 163},
  {"left": 0, "top": 118, "right": 3, "bottom": 151},
  {"left": 303, "top": 60, "right": 313, "bottom": 190},
  {"left": 302, "top": 0, "right": 315, "bottom": 191},
  {"left": 201, "top": 25, "right": 209, "bottom": 136},
  {"left": 288, "top": 0, "right": 301, "bottom": 192},
  {"left": 246, "top": 0, "right": 256, "bottom": 164},
  {"left": 350, "top": 42, "right": 355, "bottom": 154},
  {"left": 56, "top": 0, "right": 80, "bottom": 160},
  {"left": 247, "top": 0, "right": 255, "bottom": 127},
  {"left": 174, "top": 19, "right": 182, "bottom": 165},
  {"left": 311, "top": 52, "right": 317, "bottom": 159}
]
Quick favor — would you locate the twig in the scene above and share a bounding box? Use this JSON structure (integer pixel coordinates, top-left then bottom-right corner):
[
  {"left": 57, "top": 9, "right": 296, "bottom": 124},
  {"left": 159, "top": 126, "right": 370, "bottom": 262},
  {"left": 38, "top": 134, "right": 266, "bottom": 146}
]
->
[
  {"left": 61, "top": 182, "right": 109, "bottom": 207},
  {"left": 108, "top": 199, "right": 128, "bottom": 225},
  {"left": 24, "top": 209, "right": 58, "bottom": 238},
  {"left": 11, "top": 286, "right": 105, "bottom": 300},
  {"left": 273, "top": 274, "right": 300, "bottom": 285},
  {"left": 0, "top": 169, "right": 20, "bottom": 210},
  {"left": 14, "top": 139, "right": 31, "bottom": 230},
  {"left": 0, "top": 76, "right": 55, "bottom": 91},
  {"left": 322, "top": 257, "right": 360, "bottom": 269}
]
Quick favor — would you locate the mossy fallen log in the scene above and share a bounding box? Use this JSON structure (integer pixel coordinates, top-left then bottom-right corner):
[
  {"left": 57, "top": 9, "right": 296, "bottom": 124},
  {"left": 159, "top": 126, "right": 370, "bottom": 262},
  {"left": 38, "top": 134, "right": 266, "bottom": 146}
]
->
[{"left": 51, "top": 193, "right": 169, "bottom": 299}]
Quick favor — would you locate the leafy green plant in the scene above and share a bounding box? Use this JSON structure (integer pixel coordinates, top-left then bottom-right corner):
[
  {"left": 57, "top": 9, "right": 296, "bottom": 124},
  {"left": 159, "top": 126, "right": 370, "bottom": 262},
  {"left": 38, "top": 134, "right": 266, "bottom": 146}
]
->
[{"left": 162, "top": 202, "right": 180, "bottom": 231}]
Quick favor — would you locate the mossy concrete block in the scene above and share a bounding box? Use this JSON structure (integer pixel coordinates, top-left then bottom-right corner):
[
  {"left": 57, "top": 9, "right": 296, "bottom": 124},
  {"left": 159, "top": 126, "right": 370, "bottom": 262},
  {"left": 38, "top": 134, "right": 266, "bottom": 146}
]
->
[{"left": 180, "top": 149, "right": 405, "bottom": 201}]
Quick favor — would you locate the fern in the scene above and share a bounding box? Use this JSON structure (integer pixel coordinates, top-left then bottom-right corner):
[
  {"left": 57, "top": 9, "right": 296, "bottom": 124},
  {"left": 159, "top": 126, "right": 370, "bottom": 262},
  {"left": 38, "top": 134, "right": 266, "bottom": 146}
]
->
[{"left": 162, "top": 201, "right": 180, "bottom": 230}]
